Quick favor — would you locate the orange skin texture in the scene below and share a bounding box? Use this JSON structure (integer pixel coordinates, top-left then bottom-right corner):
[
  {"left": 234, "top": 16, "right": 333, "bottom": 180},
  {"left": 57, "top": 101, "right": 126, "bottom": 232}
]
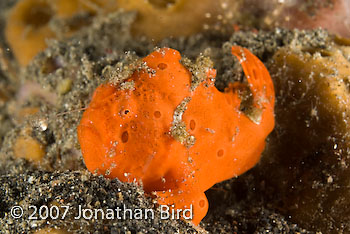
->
[{"left": 77, "top": 46, "right": 275, "bottom": 224}]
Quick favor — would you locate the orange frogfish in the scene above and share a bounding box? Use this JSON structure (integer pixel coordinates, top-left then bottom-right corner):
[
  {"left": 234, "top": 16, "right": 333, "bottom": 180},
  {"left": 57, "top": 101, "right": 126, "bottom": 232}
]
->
[{"left": 77, "top": 46, "right": 275, "bottom": 225}]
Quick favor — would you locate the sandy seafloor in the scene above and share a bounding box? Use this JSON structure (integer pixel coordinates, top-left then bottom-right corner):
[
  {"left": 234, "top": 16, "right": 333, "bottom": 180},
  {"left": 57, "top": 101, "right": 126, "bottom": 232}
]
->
[{"left": 1, "top": 0, "right": 350, "bottom": 233}]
